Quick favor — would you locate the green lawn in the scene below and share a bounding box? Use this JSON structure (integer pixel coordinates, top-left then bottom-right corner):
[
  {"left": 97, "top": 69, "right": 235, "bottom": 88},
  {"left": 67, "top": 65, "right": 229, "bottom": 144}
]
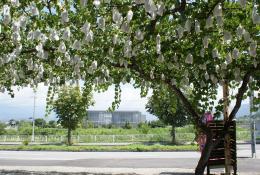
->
[
  {"left": 6, "top": 125, "right": 197, "bottom": 136},
  {"left": 0, "top": 144, "right": 198, "bottom": 152}
]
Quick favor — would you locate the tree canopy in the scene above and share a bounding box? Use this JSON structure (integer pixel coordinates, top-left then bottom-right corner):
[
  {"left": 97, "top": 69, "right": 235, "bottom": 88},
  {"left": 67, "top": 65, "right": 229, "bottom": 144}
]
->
[
  {"left": 0, "top": 1, "right": 258, "bottom": 115},
  {"left": 0, "top": 1, "right": 259, "bottom": 174},
  {"left": 146, "top": 86, "right": 190, "bottom": 127},
  {"left": 146, "top": 86, "right": 191, "bottom": 143},
  {"left": 34, "top": 118, "right": 47, "bottom": 128},
  {"left": 52, "top": 85, "right": 94, "bottom": 145}
]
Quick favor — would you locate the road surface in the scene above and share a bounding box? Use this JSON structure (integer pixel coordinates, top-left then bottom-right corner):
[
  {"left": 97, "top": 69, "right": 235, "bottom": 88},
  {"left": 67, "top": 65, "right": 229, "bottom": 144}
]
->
[{"left": 0, "top": 144, "right": 259, "bottom": 175}]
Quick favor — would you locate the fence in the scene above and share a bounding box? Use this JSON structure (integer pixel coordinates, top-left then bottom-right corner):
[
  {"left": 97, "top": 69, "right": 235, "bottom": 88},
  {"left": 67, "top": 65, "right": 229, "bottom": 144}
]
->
[
  {"left": 0, "top": 131, "right": 253, "bottom": 144},
  {"left": 0, "top": 133, "right": 195, "bottom": 143}
]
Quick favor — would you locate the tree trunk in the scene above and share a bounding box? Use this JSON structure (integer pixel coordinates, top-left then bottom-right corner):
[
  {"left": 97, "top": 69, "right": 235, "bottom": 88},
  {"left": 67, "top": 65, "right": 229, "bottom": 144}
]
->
[
  {"left": 67, "top": 127, "right": 72, "bottom": 146},
  {"left": 223, "top": 82, "right": 231, "bottom": 174},
  {"left": 171, "top": 125, "right": 176, "bottom": 144},
  {"left": 195, "top": 130, "right": 215, "bottom": 175}
]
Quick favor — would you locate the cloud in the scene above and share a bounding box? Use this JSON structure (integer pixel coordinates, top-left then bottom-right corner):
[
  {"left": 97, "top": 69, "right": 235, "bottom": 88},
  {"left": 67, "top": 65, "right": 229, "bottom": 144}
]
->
[
  {"left": 0, "top": 83, "right": 252, "bottom": 121},
  {"left": 0, "top": 83, "right": 155, "bottom": 121}
]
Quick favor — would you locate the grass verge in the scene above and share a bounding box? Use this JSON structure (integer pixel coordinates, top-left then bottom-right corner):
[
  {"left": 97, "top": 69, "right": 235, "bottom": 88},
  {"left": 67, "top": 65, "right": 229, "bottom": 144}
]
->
[{"left": 0, "top": 144, "right": 198, "bottom": 152}]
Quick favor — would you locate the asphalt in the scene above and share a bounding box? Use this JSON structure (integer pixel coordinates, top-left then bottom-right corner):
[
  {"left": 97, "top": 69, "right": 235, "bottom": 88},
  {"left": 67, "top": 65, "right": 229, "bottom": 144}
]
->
[{"left": 0, "top": 144, "right": 259, "bottom": 174}]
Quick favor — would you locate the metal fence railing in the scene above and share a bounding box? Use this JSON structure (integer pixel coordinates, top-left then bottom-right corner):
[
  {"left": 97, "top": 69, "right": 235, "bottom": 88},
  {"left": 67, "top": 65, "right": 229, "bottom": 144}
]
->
[
  {"left": 0, "top": 133, "right": 195, "bottom": 143},
  {"left": 0, "top": 131, "right": 253, "bottom": 144}
]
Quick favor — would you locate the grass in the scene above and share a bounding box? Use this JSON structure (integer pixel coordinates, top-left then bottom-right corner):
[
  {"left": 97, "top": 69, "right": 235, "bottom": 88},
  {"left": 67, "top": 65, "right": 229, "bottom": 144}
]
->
[
  {"left": 0, "top": 144, "right": 198, "bottom": 152},
  {"left": 6, "top": 125, "right": 195, "bottom": 136}
]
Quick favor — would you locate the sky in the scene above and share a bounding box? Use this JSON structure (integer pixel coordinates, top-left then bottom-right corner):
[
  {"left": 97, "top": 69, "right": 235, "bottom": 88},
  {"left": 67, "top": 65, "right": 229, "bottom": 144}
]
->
[
  {"left": 0, "top": 83, "right": 252, "bottom": 122},
  {"left": 0, "top": 83, "right": 157, "bottom": 122}
]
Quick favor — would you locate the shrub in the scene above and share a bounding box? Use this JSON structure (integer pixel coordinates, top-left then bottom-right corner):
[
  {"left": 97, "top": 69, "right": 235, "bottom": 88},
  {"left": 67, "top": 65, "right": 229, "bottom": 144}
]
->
[
  {"left": 148, "top": 120, "right": 166, "bottom": 128},
  {"left": 22, "top": 140, "right": 29, "bottom": 146},
  {"left": 0, "top": 122, "right": 6, "bottom": 135},
  {"left": 138, "top": 123, "right": 150, "bottom": 134},
  {"left": 122, "top": 121, "right": 132, "bottom": 129}
]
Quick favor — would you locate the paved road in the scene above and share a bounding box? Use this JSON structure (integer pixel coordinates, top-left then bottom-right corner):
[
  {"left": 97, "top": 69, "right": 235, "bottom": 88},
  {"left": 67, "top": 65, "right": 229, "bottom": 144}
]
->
[{"left": 0, "top": 144, "right": 259, "bottom": 174}]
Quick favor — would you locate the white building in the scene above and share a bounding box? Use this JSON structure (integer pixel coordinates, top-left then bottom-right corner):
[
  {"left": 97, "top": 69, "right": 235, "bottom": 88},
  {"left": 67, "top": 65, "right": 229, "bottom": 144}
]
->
[{"left": 85, "top": 111, "right": 146, "bottom": 127}]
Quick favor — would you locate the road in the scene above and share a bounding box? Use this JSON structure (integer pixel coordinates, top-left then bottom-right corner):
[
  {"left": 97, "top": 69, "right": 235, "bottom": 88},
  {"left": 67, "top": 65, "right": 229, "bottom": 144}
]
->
[{"left": 0, "top": 144, "right": 259, "bottom": 175}]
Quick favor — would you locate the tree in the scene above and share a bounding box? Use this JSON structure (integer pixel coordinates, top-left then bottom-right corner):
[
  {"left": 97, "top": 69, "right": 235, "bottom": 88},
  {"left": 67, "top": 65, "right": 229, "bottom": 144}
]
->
[
  {"left": 8, "top": 119, "right": 18, "bottom": 127},
  {"left": 17, "top": 120, "right": 32, "bottom": 135},
  {"left": 34, "top": 118, "right": 47, "bottom": 128},
  {"left": 52, "top": 85, "right": 94, "bottom": 145},
  {"left": 48, "top": 120, "right": 57, "bottom": 128},
  {"left": 0, "top": 122, "right": 6, "bottom": 135},
  {"left": 146, "top": 86, "right": 190, "bottom": 144},
  {"left": 0, "top": 1, "right": 259, "bottom": 174}
]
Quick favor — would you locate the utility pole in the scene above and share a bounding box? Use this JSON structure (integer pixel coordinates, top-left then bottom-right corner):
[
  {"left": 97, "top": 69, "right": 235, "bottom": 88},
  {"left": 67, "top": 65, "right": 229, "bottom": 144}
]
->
[{"left": 31, "top": 90, "right": 36, "bottom": 142}]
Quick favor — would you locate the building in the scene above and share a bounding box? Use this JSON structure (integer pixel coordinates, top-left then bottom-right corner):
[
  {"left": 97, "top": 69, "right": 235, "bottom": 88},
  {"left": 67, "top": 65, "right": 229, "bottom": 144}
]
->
[{"left": 85, "top": 111, "right": 146, "bottom": 127}]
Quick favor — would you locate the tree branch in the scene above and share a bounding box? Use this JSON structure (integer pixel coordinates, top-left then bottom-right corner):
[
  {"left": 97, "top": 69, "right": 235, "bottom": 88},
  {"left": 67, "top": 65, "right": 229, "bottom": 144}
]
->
[
  {"left": 47, "top": 0, "right": 53, "bottom": 15},
  {"left": 168, "top": 0, "right": 186, "bottom": 14},
  {"left": 112, "top": 56, "right": 200, "bottom": 125},
  {"left": 196, "top": 0, "right": 225, "bottom": 20},
  {"left": 206, "top": 0, "right": 225, "bottom": 18},
  {"left": 144, "top": 0, "right": 186, "bottom": 37},
  {"left": 228, "top": 66, "right": 259, "bottom": 123},
  {"left": 21, "top": 46, "right": 55, "bottom": 54},
  {"left": 165, "top": 80, "right": 200, "bottom": 121}
]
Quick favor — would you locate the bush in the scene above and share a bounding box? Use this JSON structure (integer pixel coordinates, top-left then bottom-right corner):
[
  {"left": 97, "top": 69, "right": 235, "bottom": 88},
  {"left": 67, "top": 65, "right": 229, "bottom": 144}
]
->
[
  {"left": 48, "top": 120, "right": 57, "bottom": 128},
  {"left": 106, "top": 124, "right": 116, "bottom": 129},
  {"left": 5, "top": 128, "right": 17, "bottom": 135},
  {"left": 22, "top": 140, "right": 29, "bottom": 146},
  {"left": 122, "top": 121, "right": 132, "bottom": 129},
  {"left": 0, "top": 122, "right": 6, "bottom": 135},
  {"left": 86, "top": 121, "right": 94, "bottom": 128},
  {"left": 148, "top": 120, "right": 166, "bottom": 128},
  {"left": 138, "top": 123, "right": 150, "bottom": 134}
]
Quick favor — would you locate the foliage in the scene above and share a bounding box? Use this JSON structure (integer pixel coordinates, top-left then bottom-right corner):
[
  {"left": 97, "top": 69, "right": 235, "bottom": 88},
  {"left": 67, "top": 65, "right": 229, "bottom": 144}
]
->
[
  {"left": 22, "top": 140, "right": 29, "bottom": 146},
  {"left": 106, "top": 123, "right": 117, "bottom": 129},
  {"left": 34, "top": 118, "right": 47, "bottom": 128},
  {"left": 86, "top": 121, "right": 95, "bottom": 128},
  {"left": 0, "top": 1, "right": 259, "bottom": 173},
  {"left": 47, "top": 120, "right": 57, "bottom": 128},
  {"left": 0, "top": 1, "right": 258, "bottom": 117},
  {"left": 146, "top": 86, "right": 191, "bottom": 127},
  {"left": 0, "top": 122, "right": 6, "bottom": 135},
  {"left": 138, "top": 122, "right": 150, "bottom": 134},
  {"left": 18, "top": 120, "right": 31, "bottom": 128},
  {"left": 53, "top": 85, "right": 94, "bottom": 130},
  {"left": 146, "top": 86, "right": 191, "bottom": 143},
  {"left": 148, "top": 120, "right": 167, "bottom": 128},
  {"left": 17, "top": 120, "right": 32, "bottom": 135},
  {"left": 8, "top": 119, "right": 18, "bottom": 127},
  {"left": 52, "top": 85, "right": 94, "bottom": 145},
  {"left": 0, "top": 144, "right": 198, "bottom": 152},
  {"left": 122, "top": 121, "right": 132, "bottom": 129}
]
